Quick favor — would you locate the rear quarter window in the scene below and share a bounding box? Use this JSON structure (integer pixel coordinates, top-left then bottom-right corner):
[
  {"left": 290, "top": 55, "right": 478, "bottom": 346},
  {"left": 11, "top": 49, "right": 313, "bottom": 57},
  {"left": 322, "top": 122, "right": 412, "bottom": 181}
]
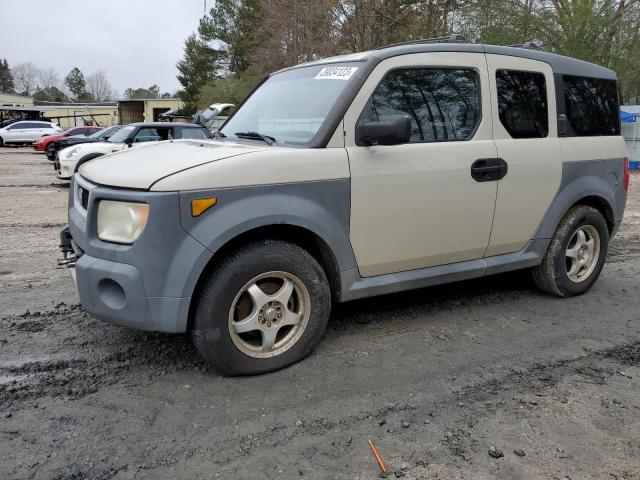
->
[
  {"left": 563, "top": 75, "right": 620, "bottom": 136},
  {"left": 496, "top": 69, "right": 548, "bottom": 138}
]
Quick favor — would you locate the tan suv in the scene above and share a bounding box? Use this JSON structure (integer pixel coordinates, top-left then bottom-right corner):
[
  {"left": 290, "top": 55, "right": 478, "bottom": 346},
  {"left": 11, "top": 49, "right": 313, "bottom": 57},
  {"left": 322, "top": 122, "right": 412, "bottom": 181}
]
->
[{"left": 60, "top": 36, "right": 628, "bottom": 375}]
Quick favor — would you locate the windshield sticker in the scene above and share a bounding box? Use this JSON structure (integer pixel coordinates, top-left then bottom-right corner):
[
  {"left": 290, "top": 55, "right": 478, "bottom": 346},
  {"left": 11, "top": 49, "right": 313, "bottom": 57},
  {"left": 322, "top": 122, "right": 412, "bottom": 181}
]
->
[{"left": 314, "top": 66, "right": 358, "bottom": 80}]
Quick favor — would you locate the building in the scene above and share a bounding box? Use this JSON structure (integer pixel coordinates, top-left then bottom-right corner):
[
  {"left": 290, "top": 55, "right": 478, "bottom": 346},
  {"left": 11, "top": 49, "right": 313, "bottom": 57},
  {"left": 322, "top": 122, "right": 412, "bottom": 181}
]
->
[
  {"left": 0, "top": 94, "right": 185, "bottom": 128},
  {"left": 0, "top": 93, "right": 34, "bottom": 107},
  {"left": 621, "top": 105, "right": 640, "bottom": 168},
  {"left": 117, "top": 98, "right": 184, "bottom": 124},
  {"left": 41, "top": 103, "right": 119, "bottom": 128}
]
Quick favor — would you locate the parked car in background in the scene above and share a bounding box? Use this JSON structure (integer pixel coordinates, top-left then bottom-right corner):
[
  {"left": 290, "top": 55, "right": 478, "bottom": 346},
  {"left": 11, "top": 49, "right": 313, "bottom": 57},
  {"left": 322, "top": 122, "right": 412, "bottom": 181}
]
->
[
  {"left": 55, "top": 122, "right": 213, "bottom": 179},
  {"left": 0, "top": 121, "right": 62, "bottom": 146},
  {"left": 194, "top": 103, "right": 235, "bottom": 130},
  {"left": 33, "top": 125, "right": 102, "bottom": 154},
  {"left": 48, "top": 125, "right": 123, "bottom": 161}
]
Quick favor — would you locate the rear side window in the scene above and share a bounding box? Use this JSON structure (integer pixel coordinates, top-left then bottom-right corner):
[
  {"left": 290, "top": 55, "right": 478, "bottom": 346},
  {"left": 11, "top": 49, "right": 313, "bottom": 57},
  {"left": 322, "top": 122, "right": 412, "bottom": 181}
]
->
[
  {"left": 360, "top": 68, "right": 481, "bottom": 143},
  {"left": 563, "top": 75, "right": 620, "bottom": 136},
  {"left": 496, "top": 70, "right": 548, "bottom": 138}
]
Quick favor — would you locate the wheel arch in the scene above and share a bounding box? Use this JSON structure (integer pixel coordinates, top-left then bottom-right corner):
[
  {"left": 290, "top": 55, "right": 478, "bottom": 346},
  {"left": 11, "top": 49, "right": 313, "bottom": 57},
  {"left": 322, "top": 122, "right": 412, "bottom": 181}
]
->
[
  {"left": 570, "top": 195, "right": 615, "bottom": 233},
  {"left": 186, "top": 223, "right": 343, "bottom": 332},
  {"left": 74, "top": 152, "right": 105, "bottom": 172},
  {"left": 534, "top": 165, "right": 623, "bottom": 241}
]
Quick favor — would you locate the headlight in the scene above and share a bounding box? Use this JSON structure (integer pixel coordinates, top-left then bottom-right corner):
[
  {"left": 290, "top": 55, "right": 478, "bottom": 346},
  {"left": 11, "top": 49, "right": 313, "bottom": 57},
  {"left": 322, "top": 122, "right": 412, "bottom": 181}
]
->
[
  {"left": 97, "top": 200, "right": 149, "bottom": 244},
  {"left": 68, "top": 146, "right": 82, "bottom": 157}
]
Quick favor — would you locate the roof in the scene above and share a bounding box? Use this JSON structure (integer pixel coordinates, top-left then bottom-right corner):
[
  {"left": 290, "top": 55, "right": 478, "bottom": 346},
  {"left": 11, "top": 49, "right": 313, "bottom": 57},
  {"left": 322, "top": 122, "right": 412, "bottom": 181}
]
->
[{"left": 284, "top": 41, "right": 616, "bottom": 80}]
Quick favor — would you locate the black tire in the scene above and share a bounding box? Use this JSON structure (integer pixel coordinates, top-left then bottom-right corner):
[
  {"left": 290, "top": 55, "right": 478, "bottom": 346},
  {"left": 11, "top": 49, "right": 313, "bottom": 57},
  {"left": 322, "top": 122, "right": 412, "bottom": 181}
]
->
[
  {"left": 45, "top": 143, "right": 57, "bottom": 161},
  {"left": 74, "top": 153, "right": 104, "bottom": 172},
  {"left": 191, "top": 240, "right": 331, "bottom": 375},
  {"left": 532, "top": 205, "right": 609, "bottom": 297},
  {"left": 0, "top": 137, "right": 4, "bottom": 147}
]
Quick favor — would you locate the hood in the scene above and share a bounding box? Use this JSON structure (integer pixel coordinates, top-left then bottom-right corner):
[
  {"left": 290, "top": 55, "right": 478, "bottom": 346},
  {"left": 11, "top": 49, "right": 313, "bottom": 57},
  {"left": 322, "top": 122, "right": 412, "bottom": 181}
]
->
[
  {"left": 78, "top": 139, "right": 266, "bottom": 189},
  {"left": 59, "top": 141, "right": 114, "bottom": 160}
]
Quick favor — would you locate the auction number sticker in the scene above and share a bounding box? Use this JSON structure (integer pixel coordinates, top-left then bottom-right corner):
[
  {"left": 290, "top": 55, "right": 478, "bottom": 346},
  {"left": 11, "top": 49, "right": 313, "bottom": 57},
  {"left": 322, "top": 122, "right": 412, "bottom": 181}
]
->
[{"left": 314, "top": 66, "right": 358, "bottom": 80}]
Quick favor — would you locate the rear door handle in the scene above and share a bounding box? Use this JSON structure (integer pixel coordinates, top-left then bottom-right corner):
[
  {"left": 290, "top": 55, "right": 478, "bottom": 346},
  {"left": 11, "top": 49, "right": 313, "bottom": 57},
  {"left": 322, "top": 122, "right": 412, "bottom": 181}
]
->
[{"left": 471, "top": 158, "right": 508, "bottom": 182}]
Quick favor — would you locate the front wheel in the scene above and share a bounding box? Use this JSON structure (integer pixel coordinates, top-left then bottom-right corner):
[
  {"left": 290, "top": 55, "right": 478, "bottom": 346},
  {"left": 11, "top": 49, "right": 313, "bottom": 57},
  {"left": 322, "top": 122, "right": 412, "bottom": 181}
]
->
[
  {"left": 532, "top": 205, "right": 609, "bottom": 297},
  {"left": 45, "top": 143, "right": 56, "bottom": 160},
  {"left": 191, "top": 240, "right": 331, "bottom": 375}
]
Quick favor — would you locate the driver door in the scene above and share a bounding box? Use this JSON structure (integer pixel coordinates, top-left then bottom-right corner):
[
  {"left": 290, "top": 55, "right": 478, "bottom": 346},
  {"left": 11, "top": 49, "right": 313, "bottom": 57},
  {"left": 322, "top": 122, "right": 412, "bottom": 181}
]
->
[{"left": 344, "top": 52, "right": 499, "bottom": 277}]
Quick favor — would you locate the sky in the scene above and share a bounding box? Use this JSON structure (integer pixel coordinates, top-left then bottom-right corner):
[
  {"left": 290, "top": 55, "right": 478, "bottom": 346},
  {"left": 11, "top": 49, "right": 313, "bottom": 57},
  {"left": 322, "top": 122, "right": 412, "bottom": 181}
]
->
[{"left": 0, "top": 0, "right": 210, "bottom": 96}]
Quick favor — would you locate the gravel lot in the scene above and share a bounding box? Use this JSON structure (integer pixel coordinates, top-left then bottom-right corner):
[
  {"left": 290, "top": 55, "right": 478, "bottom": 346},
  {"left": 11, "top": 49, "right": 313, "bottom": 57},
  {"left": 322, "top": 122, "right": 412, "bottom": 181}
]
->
[{"left": 1, "top": 147, "right": 640, "bottom": 480}]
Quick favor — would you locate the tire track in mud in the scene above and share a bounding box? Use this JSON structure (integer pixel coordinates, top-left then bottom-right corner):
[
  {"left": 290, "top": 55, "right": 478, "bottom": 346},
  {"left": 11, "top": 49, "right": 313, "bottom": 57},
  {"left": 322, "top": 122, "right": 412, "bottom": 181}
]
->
[{"left": 63, "top": 341, "right": 640, "bottom": 476}]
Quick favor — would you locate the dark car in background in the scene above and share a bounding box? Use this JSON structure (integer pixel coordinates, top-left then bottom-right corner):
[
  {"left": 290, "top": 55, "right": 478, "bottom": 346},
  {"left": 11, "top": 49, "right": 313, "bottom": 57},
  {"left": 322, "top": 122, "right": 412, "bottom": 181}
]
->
[
  {"left": 48, "top": 125, "right": 123, "bottom": 161},
  {"left": 55, "top": 122, "right": 214, "bottom": 179},
  {"left": 33, "top": 125, "right": 102, "bottom": 155}
]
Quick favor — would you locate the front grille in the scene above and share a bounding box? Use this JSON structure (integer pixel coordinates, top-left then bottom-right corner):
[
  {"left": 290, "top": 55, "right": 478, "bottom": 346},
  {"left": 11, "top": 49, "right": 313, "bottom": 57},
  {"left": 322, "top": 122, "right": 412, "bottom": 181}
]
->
[{"left": 79, "top": 186, "right": 89, "bottom": 210}]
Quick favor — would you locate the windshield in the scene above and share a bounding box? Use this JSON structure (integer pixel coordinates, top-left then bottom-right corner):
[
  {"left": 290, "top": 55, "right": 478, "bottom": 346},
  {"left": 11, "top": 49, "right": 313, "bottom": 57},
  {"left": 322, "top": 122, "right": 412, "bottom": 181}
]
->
[
  {"left": 89, "top": 128, "right": 108, "bottom": 139},
  {"left": 220, "top": 62, "right": 361, "bottom": 146},
  {"left": 91, "top": 126, "right": 120, "bottom": 140},
  {"left": 107, "top": 125, "right": 135, "bottom": 143}
]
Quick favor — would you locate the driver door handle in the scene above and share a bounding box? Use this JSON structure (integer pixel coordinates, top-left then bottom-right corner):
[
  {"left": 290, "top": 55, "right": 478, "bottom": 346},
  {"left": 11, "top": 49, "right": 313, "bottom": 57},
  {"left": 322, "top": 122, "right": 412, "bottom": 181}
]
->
[{"left": 471, "top": 158, "right": 508, "bottom": 182}]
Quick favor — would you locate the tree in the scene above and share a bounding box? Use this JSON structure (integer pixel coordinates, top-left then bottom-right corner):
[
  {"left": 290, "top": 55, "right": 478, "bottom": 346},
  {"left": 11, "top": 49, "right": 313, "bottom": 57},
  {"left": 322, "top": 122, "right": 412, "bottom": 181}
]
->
[
  {"left": 176, "top": 33, "right": 222, "bottom": 113},
  {"left": 86, "top": 70, "right": 114, "bottom": 101},
  {"left": 0, "top": 59, "right": 15, "bottom": 93},
  {"left": 65, "top": 67, "right": 86, "bottom": 100},
  {"left": 33, "top": 86, "right": 68, "bottom": 102},
  {"left": 123, "top": 85, "right": 161, "bottom": 99},
  {"left": 198, "top": 0, "right": 262, "bottom": 76},
  {"left": 198, "top": 70, "right": 261, "bottom": 106},
  {"left": 12, "top": 62, "right": 38, "bottom": 96},
  {"left": 38, "top": 66, "right": 59, "bottom": 91}
]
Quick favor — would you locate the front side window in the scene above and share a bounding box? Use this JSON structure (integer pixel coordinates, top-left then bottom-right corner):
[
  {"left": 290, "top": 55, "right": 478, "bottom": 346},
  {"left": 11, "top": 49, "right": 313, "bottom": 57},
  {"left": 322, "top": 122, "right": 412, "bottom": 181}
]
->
[
  {"left": 359, "top": 68, "right": 481, "bottom": 143},
  {"left": 496, "top": 70, "right": 548, "bottom": 138},
  {"left": 563, "top": 75, "right": 620, "bottom": 136},
  {"left": 220, "top": 62, "right": 362, "bottom": 146},
  {"left": 133, "top": 127, "right": 172, "bottom": 142}
]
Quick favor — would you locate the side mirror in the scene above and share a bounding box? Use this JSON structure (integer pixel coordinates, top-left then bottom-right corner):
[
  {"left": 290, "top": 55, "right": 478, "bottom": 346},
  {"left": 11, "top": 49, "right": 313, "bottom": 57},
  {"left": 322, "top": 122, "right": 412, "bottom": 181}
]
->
[
  {"left": 124, "top": 137, "right": 133, "bottom": 148},
  {"left": 356, "top": 115, "right": 412, "bottom": 146}
]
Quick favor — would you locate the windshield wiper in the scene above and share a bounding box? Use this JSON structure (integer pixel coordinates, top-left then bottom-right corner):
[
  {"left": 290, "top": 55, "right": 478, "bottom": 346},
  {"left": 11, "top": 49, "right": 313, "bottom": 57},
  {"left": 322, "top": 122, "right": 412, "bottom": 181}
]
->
[
  {"left": 234, "top": 131, "right": 275, "bottom": 146},
  {"left": 212, "top": 130, "right": 226, "bottom": 140}
]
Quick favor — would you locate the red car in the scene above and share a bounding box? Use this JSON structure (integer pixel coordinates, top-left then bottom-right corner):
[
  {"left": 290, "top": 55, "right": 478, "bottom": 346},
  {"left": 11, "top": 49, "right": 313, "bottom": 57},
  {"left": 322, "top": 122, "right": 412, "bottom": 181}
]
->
[{"left": 32, "top": 126, "right": 102, "bottom": 152}]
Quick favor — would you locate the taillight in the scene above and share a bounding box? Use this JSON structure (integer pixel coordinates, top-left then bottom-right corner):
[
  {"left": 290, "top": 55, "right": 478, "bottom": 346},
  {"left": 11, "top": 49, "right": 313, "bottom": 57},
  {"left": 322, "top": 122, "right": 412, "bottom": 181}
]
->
[{"left": 624, "top": 157, "right": 630, "bottom": 192}]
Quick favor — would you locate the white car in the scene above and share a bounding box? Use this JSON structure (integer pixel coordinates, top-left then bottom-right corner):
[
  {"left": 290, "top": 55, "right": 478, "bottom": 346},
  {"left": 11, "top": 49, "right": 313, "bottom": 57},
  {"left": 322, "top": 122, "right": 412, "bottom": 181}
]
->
[
  {"left": 0, "top": 121, "right": 62, "bottom": 146},
  {"left": 194, "top": 103, "right": 235, "bottom": 130},
  {"left": 56, "top": 122, "right": 213, "bottom": 179}
]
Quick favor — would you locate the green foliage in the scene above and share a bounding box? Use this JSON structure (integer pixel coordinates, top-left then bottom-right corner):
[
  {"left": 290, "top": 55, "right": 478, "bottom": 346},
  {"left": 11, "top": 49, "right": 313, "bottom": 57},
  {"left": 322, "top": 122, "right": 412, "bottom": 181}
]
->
[
  {"left": 180, "top": 0, "right": 640, "bottom": 105},
  {"left": 0, "top": 58, "right": 14, "bottom": 93},
  {"left": 197, "top": 70, "right": 262, "bottom": 108},
  {"left": 198, "top": 0, "right": 262, "bottom": 75},
  {"left": 123, "top": 85, "right": 167, "bottom": 100},
  {"left": 176, "top": 33, "right": 222, "bottom": 114},
  {"left": 64, "top": 67, "right": 86, "bottom": 100},
  {"left": 33, "top": 86, "right": 68, "bottom": 102},
  {"left": 77, "top": 91, "right": 96, "bottom": 103}
]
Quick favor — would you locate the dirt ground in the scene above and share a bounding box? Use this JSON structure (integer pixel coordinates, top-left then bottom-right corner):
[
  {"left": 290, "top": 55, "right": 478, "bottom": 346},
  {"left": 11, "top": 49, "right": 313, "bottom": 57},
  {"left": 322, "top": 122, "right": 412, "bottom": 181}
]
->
[{"left": 1, "top": 147, "right": 640, "bottom": 480}]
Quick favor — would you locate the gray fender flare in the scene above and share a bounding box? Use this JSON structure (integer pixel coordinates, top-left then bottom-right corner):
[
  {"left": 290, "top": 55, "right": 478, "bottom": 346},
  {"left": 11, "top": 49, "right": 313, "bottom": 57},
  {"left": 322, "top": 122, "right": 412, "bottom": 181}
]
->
[
  {"left": 178, "top": 179, "right": 357, "bottom": 295},
  {"left": 534, "top": 161, "right": 623, "bottom": 240}
]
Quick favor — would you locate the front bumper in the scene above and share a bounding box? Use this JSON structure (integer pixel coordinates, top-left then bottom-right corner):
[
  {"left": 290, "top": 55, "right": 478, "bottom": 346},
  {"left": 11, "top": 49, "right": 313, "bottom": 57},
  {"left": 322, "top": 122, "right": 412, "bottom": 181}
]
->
[{"left": 62, "top": 174, "right": 213, "bottom": 333}]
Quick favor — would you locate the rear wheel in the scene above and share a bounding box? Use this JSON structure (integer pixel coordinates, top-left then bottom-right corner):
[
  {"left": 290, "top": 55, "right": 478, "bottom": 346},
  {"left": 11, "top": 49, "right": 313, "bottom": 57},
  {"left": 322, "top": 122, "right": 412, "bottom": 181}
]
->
[
  {"left": 532, "top": 205, "right": 608, "bottom": 297},
  {"left": 191, "top": 240, "right": 331, "bottom": 375}
]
